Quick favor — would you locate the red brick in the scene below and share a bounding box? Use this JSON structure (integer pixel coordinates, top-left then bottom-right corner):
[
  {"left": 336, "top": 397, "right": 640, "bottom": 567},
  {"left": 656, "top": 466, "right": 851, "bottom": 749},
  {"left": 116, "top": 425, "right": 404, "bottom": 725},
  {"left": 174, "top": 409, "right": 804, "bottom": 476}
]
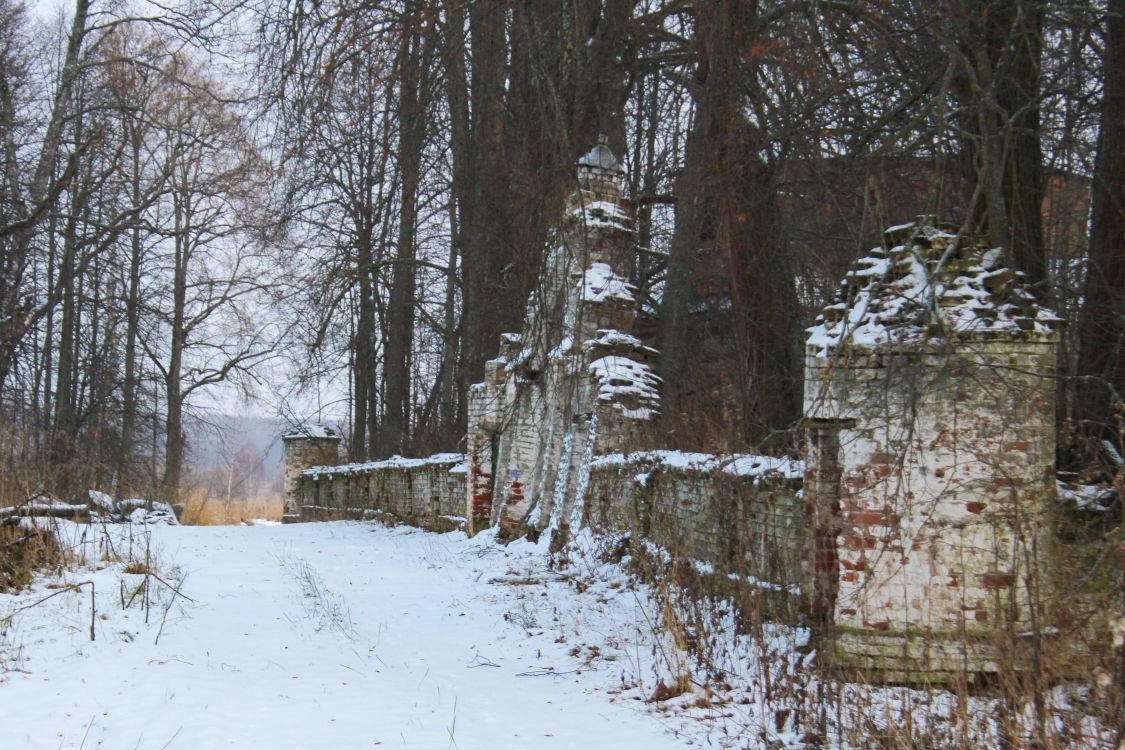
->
[
  {"left": 849, "top": 511, "right": 889, "bottom": 526},
  {"left": 981, "top": 572, "right": 1015, "bottom": 588},
  {"left": 842, "top": 534, "right": 877, "bottom": 550},
  {"left": 868, "top": 451, "right": 895, "bottom": 466}
]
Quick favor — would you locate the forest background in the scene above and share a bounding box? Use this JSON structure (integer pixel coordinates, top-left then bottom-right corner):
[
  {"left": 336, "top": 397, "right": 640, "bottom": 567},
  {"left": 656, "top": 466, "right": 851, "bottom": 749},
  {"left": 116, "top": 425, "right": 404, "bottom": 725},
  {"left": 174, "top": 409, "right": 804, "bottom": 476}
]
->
[{"left": 0, "top": 0, "right": 1120, "bottom": 518}]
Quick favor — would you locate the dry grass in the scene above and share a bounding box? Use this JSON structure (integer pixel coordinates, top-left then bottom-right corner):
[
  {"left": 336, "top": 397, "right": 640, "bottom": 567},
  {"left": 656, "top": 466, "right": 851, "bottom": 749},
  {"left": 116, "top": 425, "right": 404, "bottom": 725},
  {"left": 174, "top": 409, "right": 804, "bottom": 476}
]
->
[
  {"left": 121, "top": 560, "right": 153, "bottom": 575},
  {"left": 567, "top": 531, "right": 1121, "bottom": 750},
  {"left": 178, "top": 486, "right": 283, "bottom": 525},
  {"left": 0, "top": 522, "right": 64, "bottom": 592}
]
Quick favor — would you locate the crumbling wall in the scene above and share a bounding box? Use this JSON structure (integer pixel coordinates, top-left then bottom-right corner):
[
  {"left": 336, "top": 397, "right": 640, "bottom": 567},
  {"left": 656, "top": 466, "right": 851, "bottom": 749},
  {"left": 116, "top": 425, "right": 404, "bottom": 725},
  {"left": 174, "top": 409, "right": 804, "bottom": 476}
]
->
[
  {"left": 807, "top": 343, "right": 1056, "bottom": 676},
  {"left": 583, "top": 451, "right": 805, "bottom": 598},
  {"left": 466, "top": 138, "right": 663, "bottom": 539},
  {"left": 282, "top": 427, "right": 342, "bottom": 521},
  {"left": 294, "top": 454, "right": 467, "bottom": 532},
  {"left": 804, "top": 220, "right": 1060, "bottom": 680}
]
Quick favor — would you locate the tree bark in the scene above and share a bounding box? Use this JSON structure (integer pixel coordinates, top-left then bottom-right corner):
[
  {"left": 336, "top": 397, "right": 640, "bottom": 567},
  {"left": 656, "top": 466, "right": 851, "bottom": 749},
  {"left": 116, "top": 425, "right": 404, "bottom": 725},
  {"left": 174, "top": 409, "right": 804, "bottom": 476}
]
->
[
  {"left": 160, "top": 180, "right": 190, "bottom": 503},
  {"left": 657, "top": 119, "right": 706, "bottom": 402},
  {"left": 119, "top": 114, "right": 145, "bottom": 491},
  {"left": 461, "top": 0, "right": 509, "bottom": 388},
  {"left": 1076, "top": 0, "right": 1125, "bottom": 440},
  {"left": 992, "top": 0, "right": 1046, "bottom": 289},
  {"left": 382, "top": 4, "right": 433, "bottom": 457}
]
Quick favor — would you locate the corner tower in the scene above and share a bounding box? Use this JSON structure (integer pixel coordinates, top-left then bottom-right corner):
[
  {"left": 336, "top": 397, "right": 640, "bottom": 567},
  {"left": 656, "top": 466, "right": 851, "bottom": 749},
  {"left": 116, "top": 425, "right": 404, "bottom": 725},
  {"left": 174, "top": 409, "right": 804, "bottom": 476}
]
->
[
  {"left": 281, "top": 424, "right": 342, "bottom": 522},
  {"left": 803, "top": 219, "right": 1059, "bottom": 680},
  {"left": 465, "top": 137, "right": 661, "bottom": 538}
]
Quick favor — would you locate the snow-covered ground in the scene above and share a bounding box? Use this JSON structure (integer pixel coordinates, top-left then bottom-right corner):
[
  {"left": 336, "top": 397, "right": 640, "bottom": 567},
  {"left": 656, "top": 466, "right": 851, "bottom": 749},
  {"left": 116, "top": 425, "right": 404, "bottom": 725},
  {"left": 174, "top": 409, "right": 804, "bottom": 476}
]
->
[
  {"left": 2, "top": 521, "right": 1111, "bottom": 749},
  {"left": 0, "top": 521, "right": 719, "bottom": 749}
]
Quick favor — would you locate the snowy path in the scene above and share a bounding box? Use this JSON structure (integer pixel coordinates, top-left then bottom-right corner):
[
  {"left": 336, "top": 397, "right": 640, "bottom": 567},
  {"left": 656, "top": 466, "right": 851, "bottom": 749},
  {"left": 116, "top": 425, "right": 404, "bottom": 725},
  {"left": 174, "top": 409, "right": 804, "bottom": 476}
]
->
[{"left": 1, "top": 522, "right": 693, "bottom": 750}]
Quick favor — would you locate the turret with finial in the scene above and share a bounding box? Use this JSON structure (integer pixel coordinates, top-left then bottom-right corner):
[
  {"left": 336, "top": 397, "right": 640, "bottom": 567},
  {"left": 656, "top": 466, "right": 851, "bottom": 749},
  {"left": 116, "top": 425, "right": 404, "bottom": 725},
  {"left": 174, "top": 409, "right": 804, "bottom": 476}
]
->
[{"left": 576, "top": 133, "right": 625, "bottom": 201}]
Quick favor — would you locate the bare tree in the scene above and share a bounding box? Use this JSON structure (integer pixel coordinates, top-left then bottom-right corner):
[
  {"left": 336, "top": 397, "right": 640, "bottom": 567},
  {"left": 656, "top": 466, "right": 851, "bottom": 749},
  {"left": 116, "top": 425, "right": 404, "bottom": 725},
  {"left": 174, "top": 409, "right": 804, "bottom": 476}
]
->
[
  {"left": 143, "top": 56, "right": 276, "bottom": 502},
  {"left": 1076, "top": 0, "right": 1125, "bottom": 459}
]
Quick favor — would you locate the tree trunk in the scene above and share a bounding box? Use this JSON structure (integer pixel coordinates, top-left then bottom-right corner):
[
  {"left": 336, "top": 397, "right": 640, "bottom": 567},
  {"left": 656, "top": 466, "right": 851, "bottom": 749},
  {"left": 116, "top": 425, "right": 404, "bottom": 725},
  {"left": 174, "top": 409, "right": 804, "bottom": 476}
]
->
[
  {"left": 119, "top": 118, "right": 144, "bottom": 491},
  {"left": 954, "top": 0, "right": 1046, "bottom": 288},
  {"left": 161, "top": 186, "right": 190, "bottom": 503},
  {"left": 382, "top": 4, "right": 432, "bottom": 457},
  {"left": 1076, "top": 0, "right": 1125, "bottom": 442},
  {"left": 353, "top": 225, "right": 376, "bottom": 460},
  {"left": 657, "top": 118, "right": 706, "bottom": 407},
  {"left": 443, "top": 0, "right": 471, "bottom": 437},
  {"left": 461, "top": 0, "right": 509, "bottom": 387},
  {"left": 992, "top": 0, "right": 1046, "bottom": 289}
]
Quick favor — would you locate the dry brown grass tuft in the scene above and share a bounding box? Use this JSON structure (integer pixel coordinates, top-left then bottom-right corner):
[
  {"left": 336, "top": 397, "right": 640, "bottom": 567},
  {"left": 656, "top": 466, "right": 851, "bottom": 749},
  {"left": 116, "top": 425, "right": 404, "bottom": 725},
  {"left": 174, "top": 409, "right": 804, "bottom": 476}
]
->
[
  {"left": 0, "top": 522, "right": 64, "bottom": 592},
  {"left": 178, "top": 486, "right": 283, "bottom": 526}
]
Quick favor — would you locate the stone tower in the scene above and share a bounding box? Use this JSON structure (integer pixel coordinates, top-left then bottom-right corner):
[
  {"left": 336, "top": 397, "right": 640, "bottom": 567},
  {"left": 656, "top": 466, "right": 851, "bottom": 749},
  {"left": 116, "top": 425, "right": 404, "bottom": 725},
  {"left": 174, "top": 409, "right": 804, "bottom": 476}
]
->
[
  {"left": 465, "top": 136, "right": 660, "bottom": 538},
  {"left": 803, "top": 219, "right": 1059, "bottom": 680},
  {"left": 281, "top": 425, "right": 342, "bottom": 522}
]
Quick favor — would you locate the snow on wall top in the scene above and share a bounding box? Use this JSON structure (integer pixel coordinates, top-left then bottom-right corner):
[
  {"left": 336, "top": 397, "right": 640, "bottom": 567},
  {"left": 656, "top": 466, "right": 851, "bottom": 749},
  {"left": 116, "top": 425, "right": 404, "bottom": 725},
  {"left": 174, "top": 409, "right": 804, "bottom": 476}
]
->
[
  {"left": 584, "top": 329, "right": 658, "bottom": 356},
  {"left": 806, "top": 220, "right": 1059, "bottom": 356},
  {"left": 590, "top": 450, "right": 804, "bottom": 482},
  {"left": 283, "top": 424, "right": 341, "bottom": 440},
  {"left": 569, "top": 200, "right": 634, "bottom": 232},
  {"left": 580, "top": 262, "right": 634, "bottom": 304},
  {"left": 588, "top": 355, "right": 661, "bottom": 420},
  {"left": 303, "top": 453, "right": 466, "bottom": 478}
]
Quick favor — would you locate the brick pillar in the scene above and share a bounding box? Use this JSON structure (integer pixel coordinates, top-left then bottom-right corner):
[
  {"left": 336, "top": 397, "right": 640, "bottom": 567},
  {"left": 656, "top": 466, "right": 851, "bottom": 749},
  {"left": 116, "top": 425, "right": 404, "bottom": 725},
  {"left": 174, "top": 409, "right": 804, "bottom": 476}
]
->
[
  {"left": 468, "top": 434, "right": 495, "bottom": 534},
  {"left": 281, "top": 426, "right": 342, "bottom": 522},
  {"left": 804, "top": 419, "right": 850, "bottom": 635}
]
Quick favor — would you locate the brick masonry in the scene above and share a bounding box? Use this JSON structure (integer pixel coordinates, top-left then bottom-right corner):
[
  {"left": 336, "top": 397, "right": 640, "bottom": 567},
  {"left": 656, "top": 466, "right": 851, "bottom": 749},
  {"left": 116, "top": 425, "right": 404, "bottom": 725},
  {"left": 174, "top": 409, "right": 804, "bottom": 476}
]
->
[
  {"left": 803, "top": 221, "right": 1060, "bottom": 679},
  {"left": 294, "top": 454, "right": 468, "bottom": 532},
  {"left": 465, "top": 139, "right": 663, "bottom": 540},
  {"left": 282, "top": 428, "right": 342, "bottom": 521},
  {"left": 584, "top": 452, "right": 805, "bottom": 599}
]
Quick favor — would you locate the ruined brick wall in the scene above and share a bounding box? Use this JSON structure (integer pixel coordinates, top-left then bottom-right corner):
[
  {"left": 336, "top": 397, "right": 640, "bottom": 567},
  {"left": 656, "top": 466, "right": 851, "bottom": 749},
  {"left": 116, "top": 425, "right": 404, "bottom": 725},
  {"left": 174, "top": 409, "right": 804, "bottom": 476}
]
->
[
  {"left": 282, "top": 431, "right": 342, "bottom": 520},
  {"left": 806, "top": 341, "right": 1057, "bottom": 675},
  {"left": 803, "top": 220, "right": 1060, "bottom": 679},
  {"left": 466, "top": 140, "right": 663, "bottom": 539},
  {"left": 294, "top": 454, "right": 468, "bottom": 533},
  {"left": 584, "top": 452, "right": 805, "bottom": 598}
]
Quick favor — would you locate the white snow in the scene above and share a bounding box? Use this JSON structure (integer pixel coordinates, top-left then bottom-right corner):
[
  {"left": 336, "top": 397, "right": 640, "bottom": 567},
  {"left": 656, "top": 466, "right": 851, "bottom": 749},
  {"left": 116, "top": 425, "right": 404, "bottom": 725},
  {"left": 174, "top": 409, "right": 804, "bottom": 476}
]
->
[
  {"left": 0, "top": 523, "right": 697, "bottom": 749},
  {"left": 1, "top": 521, "right": 1111, "bottom": 748},
  {"left": 587, "top": 355, "right": 661, "bottom": 419},
  {"left": 580, "top": 263, "right": 634, "bottom": 304},
  {"left": 570, "top": 200, "right": 633, "bottom": 232},
  {"left": 1057, "top": 480, "right": 1118, "bottom": 512},
  {"left": 584, "top": 328, "right": 657, "bottom": 356},
  {"left": 88, "top": 490, "right": 115, "bottom": 512},
  {"left": 117, "top": 499, "right": 180, "bottom": 525},
  {"left": 283, "top": 424, "right": 339, "bottom": 440},
  {"left": 304, "top": 453, "right": 465, "bottom": 478},
  {"left": 590, "top": 450, "right": 804, "bottom": 482},
  {"left": 547, "top": 335, "right": 575, "bottom": 360},
  {"left": 807, "top": 224, "right": 1059, "bottom": 355},
  {"left": 0, "top": 500, "right": 87, "bottom": 515}
]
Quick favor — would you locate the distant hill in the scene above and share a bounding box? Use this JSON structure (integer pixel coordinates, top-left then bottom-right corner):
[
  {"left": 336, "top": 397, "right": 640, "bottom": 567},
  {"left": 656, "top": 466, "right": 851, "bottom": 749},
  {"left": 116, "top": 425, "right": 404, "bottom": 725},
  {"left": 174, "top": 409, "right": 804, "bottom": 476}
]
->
[{"left": 185, "top": 413, "right": 285, "bottom": 488}]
